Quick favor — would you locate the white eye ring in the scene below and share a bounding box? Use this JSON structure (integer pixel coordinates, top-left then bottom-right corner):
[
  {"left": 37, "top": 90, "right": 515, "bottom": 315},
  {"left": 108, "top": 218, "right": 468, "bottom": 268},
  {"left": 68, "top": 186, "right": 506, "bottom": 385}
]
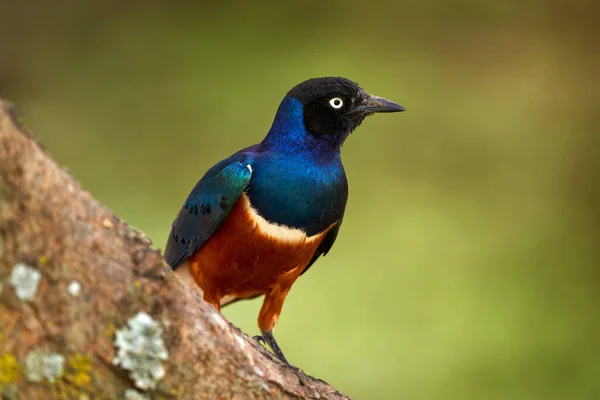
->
[{"left": 329, "top": 97, "right": 344, "bottom": 109}]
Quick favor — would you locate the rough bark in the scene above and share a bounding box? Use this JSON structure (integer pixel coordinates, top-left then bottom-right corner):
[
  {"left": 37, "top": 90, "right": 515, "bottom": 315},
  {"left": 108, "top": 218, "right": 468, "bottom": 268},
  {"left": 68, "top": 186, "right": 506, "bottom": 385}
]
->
[{"left": 0, "top": 98, "right": 351, "bottom": 400}]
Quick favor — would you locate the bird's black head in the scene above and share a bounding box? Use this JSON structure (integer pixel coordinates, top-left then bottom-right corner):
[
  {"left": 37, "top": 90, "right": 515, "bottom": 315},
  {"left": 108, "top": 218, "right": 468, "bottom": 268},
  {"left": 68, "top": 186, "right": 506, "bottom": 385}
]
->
[{"left": 287, "top": 77, "right": 405, "bottom": 146}]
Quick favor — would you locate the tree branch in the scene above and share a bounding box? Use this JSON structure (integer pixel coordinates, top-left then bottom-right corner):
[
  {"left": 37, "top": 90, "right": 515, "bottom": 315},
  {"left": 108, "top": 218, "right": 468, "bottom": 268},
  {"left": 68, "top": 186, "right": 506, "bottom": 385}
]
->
[{"left": 0, "top": 98, "right": 351, "bottom": 400}]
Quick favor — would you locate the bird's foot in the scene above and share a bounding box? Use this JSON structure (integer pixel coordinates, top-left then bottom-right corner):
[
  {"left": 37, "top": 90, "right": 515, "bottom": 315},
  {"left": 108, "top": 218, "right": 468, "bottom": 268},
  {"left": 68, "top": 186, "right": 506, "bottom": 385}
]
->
[
  {"left": 252, "top": 332, "right": 289, "bottom": 363},
  {"left": 260, "top": 330, "right": 289, "bottom": 364},
  {"left": 253, "top": 335, "right": 266, "bottom": 345}
]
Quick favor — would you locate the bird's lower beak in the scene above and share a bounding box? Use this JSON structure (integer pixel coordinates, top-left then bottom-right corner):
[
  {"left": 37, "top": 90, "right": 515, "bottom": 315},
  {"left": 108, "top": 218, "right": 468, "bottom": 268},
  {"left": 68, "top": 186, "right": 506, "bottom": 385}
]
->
[{"left": 357, "top": 94, "right": 405, "bottom": 114}]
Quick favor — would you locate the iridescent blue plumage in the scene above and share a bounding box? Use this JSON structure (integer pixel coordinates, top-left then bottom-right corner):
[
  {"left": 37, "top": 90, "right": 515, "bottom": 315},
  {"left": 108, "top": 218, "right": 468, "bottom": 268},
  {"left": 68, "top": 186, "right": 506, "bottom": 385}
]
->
[
  {"left": 250, "top": 100, "right": 348, "bottom": 234},
  {"left": 247, "top": 96, "right": 350, "bottom": 272},
  {"left": 165, "top": 95, "right": 348, "bottom": 268}
]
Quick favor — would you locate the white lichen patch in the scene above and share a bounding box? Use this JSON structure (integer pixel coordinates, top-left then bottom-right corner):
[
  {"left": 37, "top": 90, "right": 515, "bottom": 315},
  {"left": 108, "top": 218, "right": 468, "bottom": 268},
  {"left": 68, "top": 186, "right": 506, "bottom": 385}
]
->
[
  {"left": 10, "top": 263, "right": 42, "bottom": 300},
  {"left": 113, "top": 312, "right": 169, "bottom": 390},
  {"left": 67, "top": 281, "right": 82, "bottom": 297},
  {"left": 124, "top": 389, "right": 149, "bottom": 400},
  {"left": 25, "top": 349, "right": 65, "bottom": 383},
  {"left": 254, "top": 365, "right": 265, "bottom": 378},
  {"left": 235, "top": 335, "right": 245, "bottom": 350},
  {"left": 206, "top": 310, "right": 227, "bottom": 330}
]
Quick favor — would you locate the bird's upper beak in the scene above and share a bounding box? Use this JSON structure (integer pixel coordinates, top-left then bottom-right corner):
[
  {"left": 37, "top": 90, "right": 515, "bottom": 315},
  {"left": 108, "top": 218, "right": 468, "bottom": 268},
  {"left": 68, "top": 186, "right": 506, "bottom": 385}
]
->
[{"left": 356, "top": 94, "right": 405, "bottom": 114}]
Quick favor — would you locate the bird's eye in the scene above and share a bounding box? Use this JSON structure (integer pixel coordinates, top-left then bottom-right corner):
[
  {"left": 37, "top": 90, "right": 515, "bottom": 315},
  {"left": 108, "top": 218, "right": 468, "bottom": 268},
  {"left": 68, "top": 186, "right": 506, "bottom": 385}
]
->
[{"left": 329, "top": 98, "right": 344, "bottom": 109}]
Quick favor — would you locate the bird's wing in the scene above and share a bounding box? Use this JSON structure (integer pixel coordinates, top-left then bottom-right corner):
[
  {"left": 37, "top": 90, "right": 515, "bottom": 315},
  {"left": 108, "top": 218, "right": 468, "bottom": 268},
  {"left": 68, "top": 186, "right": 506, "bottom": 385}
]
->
[
  {"left": 164, "top": 161, "right": 253, "bottom": 269},
  {"left": 301, "top": 219, "right": 342, "bottom": 275}
]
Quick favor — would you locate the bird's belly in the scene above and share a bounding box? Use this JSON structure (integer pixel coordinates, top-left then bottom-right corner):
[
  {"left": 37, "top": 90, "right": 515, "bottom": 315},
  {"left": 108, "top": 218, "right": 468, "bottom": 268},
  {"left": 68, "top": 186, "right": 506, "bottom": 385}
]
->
[{"left": 188, "top": 193, "right": 332, "bottom": 302}]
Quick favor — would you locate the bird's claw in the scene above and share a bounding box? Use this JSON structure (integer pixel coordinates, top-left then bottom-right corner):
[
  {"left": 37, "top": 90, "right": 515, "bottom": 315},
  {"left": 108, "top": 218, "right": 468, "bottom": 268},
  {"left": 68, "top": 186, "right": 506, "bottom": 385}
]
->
[{"left": 253, "top": 335, "right": 266, "bottom": 345}]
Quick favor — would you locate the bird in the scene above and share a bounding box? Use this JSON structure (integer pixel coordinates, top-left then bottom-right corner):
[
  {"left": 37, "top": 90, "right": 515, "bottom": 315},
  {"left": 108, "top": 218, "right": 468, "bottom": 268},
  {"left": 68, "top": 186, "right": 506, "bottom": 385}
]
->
[{"left": 164, "top": 77, "right": 404, "bottom": 363}]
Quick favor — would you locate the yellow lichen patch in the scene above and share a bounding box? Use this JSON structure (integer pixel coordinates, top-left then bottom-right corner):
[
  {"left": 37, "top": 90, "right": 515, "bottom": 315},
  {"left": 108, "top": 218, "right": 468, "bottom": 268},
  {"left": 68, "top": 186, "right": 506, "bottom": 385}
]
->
[
  {"left": 104, "top": 323, "right": 116, "bottom": 338},
  {"left": 50, "top": 380, "right": 89, "bottom": 400},
  {"left": 49, "top": 354, "right": 94, "bottom": 400},
  {"left": 64, "top": 353, "right": 92, "bottom": 388},
  {"left": 0, "top": 353, "right": 20, "bottom": 384}
]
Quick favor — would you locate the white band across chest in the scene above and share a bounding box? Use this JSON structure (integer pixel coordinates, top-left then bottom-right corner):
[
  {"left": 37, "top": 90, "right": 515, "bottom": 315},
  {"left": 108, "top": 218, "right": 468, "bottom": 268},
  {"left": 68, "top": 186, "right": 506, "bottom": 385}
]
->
[{"left": 240, "top": 193, "right": 322, "bottom": 243}]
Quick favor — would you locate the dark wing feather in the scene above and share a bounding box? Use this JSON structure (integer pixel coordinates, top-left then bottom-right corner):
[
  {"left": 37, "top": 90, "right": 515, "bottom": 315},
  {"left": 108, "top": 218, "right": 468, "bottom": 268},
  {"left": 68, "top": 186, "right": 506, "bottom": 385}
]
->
[
  {"left": 164, "top": 161, "right": 252, "bottom": 269},
  {"left": 301, "top": 220, "right": 342, "bottom": 275}
]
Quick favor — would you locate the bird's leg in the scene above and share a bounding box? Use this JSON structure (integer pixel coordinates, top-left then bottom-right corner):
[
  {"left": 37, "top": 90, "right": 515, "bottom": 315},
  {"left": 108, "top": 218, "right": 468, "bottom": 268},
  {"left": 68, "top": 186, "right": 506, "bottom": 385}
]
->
[{"left": 256, "top": 284, "right": 292, "bottom": 363}]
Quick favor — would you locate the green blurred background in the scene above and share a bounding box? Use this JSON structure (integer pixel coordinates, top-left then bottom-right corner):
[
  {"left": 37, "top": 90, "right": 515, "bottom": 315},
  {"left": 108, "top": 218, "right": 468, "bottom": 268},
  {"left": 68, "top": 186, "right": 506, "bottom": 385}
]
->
[{"left": 2, "top": 1, "right": 599, "bottom": 398}]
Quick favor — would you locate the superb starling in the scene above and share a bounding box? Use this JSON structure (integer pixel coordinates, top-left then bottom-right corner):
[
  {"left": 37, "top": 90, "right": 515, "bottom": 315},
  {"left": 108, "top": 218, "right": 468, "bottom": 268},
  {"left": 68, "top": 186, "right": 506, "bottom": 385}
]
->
[{"left": 165, "top": 77, "right": 404, "bottom": 363}]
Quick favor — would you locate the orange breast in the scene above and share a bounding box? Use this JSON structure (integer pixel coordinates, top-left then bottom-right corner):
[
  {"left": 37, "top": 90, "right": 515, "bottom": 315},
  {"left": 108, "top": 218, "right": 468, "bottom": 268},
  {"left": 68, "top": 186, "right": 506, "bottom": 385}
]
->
[{"left": 187, "top": 193, "right": 332, "bottom": 308}]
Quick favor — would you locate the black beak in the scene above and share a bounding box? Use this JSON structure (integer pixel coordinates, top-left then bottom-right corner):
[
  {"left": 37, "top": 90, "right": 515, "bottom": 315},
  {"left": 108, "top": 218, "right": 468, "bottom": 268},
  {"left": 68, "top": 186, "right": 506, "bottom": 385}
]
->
[{"left": 355, "top": 94, "right": 405, "bottom": 114}]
